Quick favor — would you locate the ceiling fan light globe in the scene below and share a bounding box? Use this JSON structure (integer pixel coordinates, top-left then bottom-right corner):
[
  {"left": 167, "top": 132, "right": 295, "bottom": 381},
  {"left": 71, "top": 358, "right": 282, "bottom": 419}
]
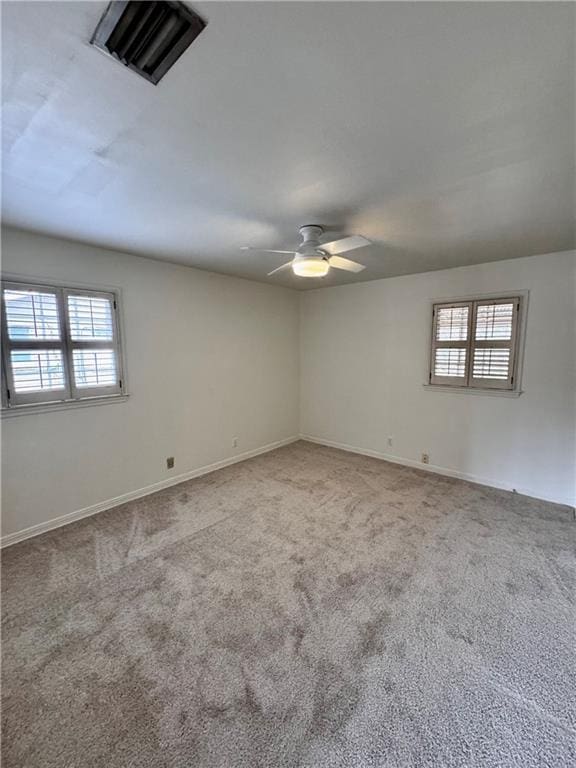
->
[{"left": 292, "top": 257, "right": 330, "bottom": 278}]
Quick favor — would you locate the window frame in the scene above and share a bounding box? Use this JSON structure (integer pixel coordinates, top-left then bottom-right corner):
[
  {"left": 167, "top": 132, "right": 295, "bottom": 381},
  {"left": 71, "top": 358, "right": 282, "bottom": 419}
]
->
[
  {"left": 1, "top": 278, "right": 126, "bottom": 411},
  {"left": 428, "top": 294, "right": 524, "bottom": 392}
]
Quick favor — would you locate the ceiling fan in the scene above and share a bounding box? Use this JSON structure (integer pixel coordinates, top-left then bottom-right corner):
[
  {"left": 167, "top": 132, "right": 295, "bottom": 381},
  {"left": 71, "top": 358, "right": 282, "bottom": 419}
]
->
[{"left": 241, "top": 225, "right": 370, "bottom": 278}]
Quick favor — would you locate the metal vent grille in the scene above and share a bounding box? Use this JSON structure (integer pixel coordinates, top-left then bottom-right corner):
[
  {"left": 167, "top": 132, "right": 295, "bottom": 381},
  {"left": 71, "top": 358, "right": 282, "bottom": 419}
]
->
[{"left": 91, "top": 1, "right": 206, "bottom": 84}]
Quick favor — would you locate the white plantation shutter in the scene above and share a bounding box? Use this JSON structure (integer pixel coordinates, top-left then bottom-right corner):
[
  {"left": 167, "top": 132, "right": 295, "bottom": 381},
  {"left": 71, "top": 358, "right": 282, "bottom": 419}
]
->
[
  {"left": 2, "top": 283, "right": 71, "bottom": 404},
  {"left": 64, "top": 290, "right": 122, "bottom": 398},
  {"left": 430, "top": 303, "right": 471, "bottom": 386},
  {"left": 469, "top": 298, "right": 520, "bottom": 389},
  {"left": 2, "top": 281, "right": 124, "bottom": 408},
  {"left": 429, "top": 297, "right": 521, "bottom": 390}
]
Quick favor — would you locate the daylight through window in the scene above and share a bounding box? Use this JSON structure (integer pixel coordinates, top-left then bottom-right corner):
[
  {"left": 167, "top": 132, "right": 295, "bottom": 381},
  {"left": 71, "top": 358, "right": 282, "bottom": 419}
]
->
[
  {"left": 1, "top": 281, "right": 124, "bottom": 408},
  {"left": 429, "top": 297, "right": 521, "bottom": 390}
]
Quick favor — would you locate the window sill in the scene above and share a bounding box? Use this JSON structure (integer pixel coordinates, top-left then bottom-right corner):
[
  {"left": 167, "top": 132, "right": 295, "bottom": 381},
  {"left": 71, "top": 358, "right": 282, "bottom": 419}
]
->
[
  {"left": 423, "top": 384, "right": 523, "bottom": 397},
  {"left": 1, "top": 394, "right": 129, "bottom": 418}
]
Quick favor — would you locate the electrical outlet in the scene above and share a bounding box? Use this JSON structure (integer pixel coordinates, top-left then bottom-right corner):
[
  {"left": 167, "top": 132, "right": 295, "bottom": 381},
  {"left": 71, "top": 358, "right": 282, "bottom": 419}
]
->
[
  {"left": 387, "top": 436, "right": 393, "bottom": 447},
  {"left": 232, "top": 437, "right": 238, "bottom": 448},
  {"left": 421, "top": 453, "right": 429, "bottom": 464},
  {"left": 166, "top": 457, "right": 174, "bottom": 469}
]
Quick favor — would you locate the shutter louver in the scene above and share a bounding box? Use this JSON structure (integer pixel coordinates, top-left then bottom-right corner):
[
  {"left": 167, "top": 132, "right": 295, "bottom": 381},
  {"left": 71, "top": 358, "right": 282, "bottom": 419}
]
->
[
  {"left": 472, "top": 348, "right": 511, "bottom": 379},
  {"left": 475, "top": 302, "right": 514, "bottom": 341},
  {"left": 434, "top": 348, "right": 467, "bottom": 378},
  {"left": 436, "top": 306, "right": 469, "bottom": 341},
  {"left": 4, "top": 289, "right": 60, "bottom": 341},
  {"left": 68, "top": 295, "right": 114, "bottom": 341},
  {"left": 10, "top": 350, "right": 66, "bottom": 393},
  {"left": 73, "top": 350, "right": 117, "bottom": 388}
]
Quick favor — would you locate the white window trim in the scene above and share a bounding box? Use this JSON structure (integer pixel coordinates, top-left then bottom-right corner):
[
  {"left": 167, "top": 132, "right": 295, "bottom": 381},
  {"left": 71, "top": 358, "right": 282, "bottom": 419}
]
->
[
  {"left": 425, "top": 290, "right": 529, "bottom": 396},
  {"left": 1, "top": 276, "right": 128, "bottom": 415},
  {"left": 1, "top": 393, "right": 129, "bottom": 418}
]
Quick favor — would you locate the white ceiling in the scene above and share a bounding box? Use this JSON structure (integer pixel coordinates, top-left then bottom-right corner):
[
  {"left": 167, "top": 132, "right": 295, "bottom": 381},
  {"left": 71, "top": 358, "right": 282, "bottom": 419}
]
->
[{"left": 2, "top": 1, "right": 574, "bottom": 289}]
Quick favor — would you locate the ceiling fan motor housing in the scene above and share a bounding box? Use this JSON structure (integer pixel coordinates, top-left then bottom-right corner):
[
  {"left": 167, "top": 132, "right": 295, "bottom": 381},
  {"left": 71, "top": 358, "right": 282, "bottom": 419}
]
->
[{"left": 298, "top": 225, "right": 328, "bottom": 259}]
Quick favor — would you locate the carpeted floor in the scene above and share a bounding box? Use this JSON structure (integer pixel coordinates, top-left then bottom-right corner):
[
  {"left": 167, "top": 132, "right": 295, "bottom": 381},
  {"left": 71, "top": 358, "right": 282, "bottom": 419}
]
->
[{"left": 2, "top": 441, "right": 575, "bottom": 767}]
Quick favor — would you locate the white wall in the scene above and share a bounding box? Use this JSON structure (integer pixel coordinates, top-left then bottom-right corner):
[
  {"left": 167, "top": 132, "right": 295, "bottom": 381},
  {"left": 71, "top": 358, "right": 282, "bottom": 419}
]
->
[
  {"left": 2, "top": 233, "right": 574, "bottom": 543},
  {"left": 1, "top": 228, "right": 300, "bottom": 538},
  {"left": 300, "top": 251, "right": 576, "bottom": 506}
]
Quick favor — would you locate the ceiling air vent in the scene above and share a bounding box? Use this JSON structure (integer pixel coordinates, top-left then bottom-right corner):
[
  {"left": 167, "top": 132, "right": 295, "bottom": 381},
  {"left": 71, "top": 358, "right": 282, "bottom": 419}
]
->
[{"left": 91, "top": 1, "right": 206, "bottom": 85}]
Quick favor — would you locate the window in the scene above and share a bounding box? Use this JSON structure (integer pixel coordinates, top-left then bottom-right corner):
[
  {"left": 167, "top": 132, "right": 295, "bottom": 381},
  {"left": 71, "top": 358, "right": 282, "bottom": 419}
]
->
[
  {"left": 1, "top": 281, "right": 125, "bottom": 409},
  {"left": 429, "top": 297, "right": 522, "bottom": 390}
]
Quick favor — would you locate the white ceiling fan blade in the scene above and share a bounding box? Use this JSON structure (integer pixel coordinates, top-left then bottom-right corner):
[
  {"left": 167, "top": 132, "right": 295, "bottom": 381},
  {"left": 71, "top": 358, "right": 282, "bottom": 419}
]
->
[
  {"left": 240, "top": 247, "right": 295, "bottom": 254},
  {"left": 267, "top": 261, "right": 294, "bottom": 276},
  {"left": 328, "top": 255, "right": 366, "bottom": 273},
  {"left": 322, "top": 235, "right": 371, "bottom": 255}
]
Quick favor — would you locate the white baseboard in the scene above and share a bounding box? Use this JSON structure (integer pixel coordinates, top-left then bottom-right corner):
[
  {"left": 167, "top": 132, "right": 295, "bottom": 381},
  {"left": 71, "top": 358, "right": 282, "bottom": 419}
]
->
[
  {"left": 300, "top": 434, "right": 575, "bottom": 509},
  {"left": 1, "top": 436, "right": 299, "bottom": 548},
  {"left": 3, "top": 433, "right": 571, "bottom": 547}
]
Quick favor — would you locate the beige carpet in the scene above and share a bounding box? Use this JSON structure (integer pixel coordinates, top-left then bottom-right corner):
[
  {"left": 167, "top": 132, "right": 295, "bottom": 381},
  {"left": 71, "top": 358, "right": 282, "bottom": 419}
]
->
[{"left": 2, "top": 441, "right": 575, "bottom": 767}]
